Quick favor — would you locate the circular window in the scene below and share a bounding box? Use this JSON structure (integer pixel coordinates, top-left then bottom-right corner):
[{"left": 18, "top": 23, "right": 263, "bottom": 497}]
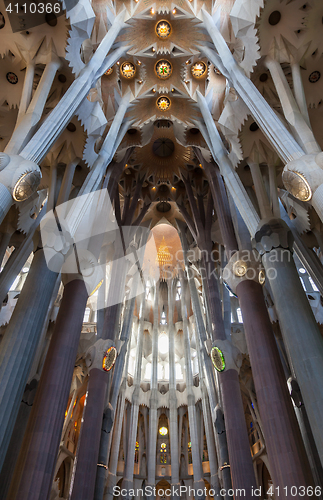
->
[
  {"left": 67, "top": 122, "right": 76, "bottom": 132},
  {"left": 105, "top": 67, "right": 113, "bottom": 76},
  {"left": 309, "top": 71, "right": 321, "bottom": 83},
  {"left": 6, "top": 72, "right": 18, "bottom": 84},
  {"left": 159, "top": 426, "right": 168, "bottom": 435},
  {"left": 249, "top": 122, "right": 259, "bottom": 132},
  {"left": 268, "top": 10, "right": 281, "bottom": 25},
  {"left": 45, "top": 13, "right": 57, "bottom": 26},
  {"left": 259, "top": 73, "right": 268, "bottom": 82}
]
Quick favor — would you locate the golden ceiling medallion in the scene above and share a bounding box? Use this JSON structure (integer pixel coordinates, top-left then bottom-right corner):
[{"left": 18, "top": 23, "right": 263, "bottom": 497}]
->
[
  {"left": 104, "top": 67, "right": 113, "bottom": 76},
  {"left": 155, "top": 19, "right": 172, "bottom": 39},
  {"left": 191, "top": 61, "right": 207, "bottom": 79},
  {"left": 156, "top": 96, "right": 171, "bottom": 111},
  {"left": 155, "top": 60, "right": 172, "bottom": 79},
  {"left": 120, "top": 61, "right": 136, "bottom": 79}
]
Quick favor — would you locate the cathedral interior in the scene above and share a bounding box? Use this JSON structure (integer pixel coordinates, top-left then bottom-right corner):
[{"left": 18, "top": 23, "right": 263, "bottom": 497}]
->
[{"left": 1, "top": 0, "right": 323, "bottom": 499}]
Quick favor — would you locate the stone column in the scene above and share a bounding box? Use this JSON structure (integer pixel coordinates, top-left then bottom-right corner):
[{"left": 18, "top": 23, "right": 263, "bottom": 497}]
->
[
  {"left": 194, "top": 318, "right": 220, "bottom": 498},
  {"left": 195, "top": 244, "right": 257, "bottom": 498},
  {"left": 200, "top": 10, "right": 323, "bottom": 225},
  {"left": 8, "top": 276, "right": 89, "bottom": 499},
  {"left": 21, "top": 10, "right": 128, "bottom": 164},
  {"left": 147, "top": 284, "right": 159, "bottom": 494},
  {"left": 253, "top": 219, "right": 323, "bottom": 468},
  {"left": 105, "top": 393, "right": 126, "bottom": 500},
  {"left": 122, "top": 296, "right": 145, "bottom": 495},
  {"left": 177, "top": 222, "right": 232, "bottom": 495},
  {"left": 179, "top": 276, "right": 205, "bottom": 499},
  {"left": 264, "top": 56, "right": 319, "bottom": 155},
  {"left": 288, "top": 378, "right": 323, "bottom": 489},
  {"left": 7, "top": 246, "right": 103, "bottom": 499},
  {"left": 6, "top": 51, "right": 62, "bottom": 155},
  {"left": 70, "top": 338, "right": 117, "bottom": 500},
  {"left": 200, "top": 382, "right": 220, "bottom": 498},
  {"left": 94, "top": 239, "right": 145, "bottom": 500},
  {"left": 168, "top": 281, "right": 180, "bottom": 496},
  {"left": 210, "top": 167, "right": 314, "bottom": 489},
  {"left": 0, "top": 245, "right": 58, "bottom": 472},
  {"left": 224, "top": 252, "right": 313, "bottom": 494}
]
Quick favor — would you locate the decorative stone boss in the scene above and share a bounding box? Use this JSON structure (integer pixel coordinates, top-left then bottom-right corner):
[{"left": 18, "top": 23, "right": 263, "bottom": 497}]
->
[
  {"left": 0, "top": 152, "right": 41, "bottom": 202},
  {"left": 282, "top": 152, "right": 323, "bottom": 221}
]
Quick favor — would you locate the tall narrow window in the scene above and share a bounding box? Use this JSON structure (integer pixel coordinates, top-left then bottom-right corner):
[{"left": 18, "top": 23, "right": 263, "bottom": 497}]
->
[
  {"left": 237, "top": 308, "right": 243, "bottom": 323},
  {"left": 161, "top": 310, "right": 167, "bottom": 325},
  {"left": 83, "top": 307, "right": 91, "bottom": 322},
  {"left": 176, "top": 281, "right": 181, "bottom": 300}
]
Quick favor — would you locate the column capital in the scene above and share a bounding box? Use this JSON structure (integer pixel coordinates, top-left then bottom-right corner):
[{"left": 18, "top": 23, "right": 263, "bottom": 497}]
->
[
  {"left": 85, "top": 339, "right": 117, "bottom": 373},
  {"left": 252, "top": 218, "right": 294, "bottom": 255},
  {"left": 223, "top": 250, "right": 265, "bottom": 295}
]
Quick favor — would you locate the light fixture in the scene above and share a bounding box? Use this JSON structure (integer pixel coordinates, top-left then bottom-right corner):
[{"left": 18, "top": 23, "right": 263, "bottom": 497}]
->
[
  {"left": 172, "top": 8, "right": 176, "bottom": 14},
  {"left": 22, "top": 267, "right": 29, "bottom": 273},
  {"left": 151, "top": 7, "right": 155, "bottom": 14}
]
